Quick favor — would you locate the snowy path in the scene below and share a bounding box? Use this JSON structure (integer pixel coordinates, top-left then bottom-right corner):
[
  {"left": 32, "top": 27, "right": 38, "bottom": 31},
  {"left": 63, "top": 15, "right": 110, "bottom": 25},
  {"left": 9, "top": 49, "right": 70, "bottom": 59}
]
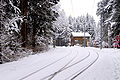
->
[{"left": 0, "top": 46, "right": 120, "bottom": 80}]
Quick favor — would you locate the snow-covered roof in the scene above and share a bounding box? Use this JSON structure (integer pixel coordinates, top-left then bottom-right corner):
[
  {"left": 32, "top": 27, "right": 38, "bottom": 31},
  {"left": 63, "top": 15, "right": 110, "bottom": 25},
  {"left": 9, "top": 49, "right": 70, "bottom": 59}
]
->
[{"left": 71, "top": 32, "right": 91, "bottom": 37}]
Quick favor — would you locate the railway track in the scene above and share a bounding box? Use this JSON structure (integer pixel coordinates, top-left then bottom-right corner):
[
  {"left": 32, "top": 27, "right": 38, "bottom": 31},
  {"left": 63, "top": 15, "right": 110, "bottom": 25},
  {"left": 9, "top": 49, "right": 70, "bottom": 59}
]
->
[
  {"left": 19, "top": 48, "right": 98, "bottom": 80},
  {"left": 19, "top": 52, "right": 71, "bottom": 80},
  {"left": 40, "top": 53, "right": 79, "bottom": 80},
  {"left": 65, "top": 50, "right": 99, "bottom": 80},
  {"left": 40, "top": 51, "right": 90, "bottom": 80}
]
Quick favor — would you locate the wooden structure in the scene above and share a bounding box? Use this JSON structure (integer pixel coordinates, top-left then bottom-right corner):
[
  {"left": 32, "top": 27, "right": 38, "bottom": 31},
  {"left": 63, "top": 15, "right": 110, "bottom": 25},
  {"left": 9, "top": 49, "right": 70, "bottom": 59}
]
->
[
  {"left": 56, "top": 38, "right": 66, "bottom": 46},
  {"left": 70, "top": 32, "right": 91, "bottom": 46}
]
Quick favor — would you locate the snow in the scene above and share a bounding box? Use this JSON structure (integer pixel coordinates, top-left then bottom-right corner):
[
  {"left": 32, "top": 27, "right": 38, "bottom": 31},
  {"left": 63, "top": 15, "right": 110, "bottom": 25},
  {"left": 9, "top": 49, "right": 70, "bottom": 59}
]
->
[
  {"left": 0, "top": 46, "right": 120, "bottom": 80},
  {"left": 9, "top": 0, "right": 21, "bottom": 13},
  {"left": 71, "top": 32, "right": 91, "bottom": 37}
]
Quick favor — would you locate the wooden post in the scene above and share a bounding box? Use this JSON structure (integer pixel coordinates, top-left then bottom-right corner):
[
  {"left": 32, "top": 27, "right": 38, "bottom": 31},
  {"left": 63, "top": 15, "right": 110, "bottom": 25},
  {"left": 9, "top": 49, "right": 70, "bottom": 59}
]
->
[{"left": 53, "top": 39, "right": 56, "bottom": 48}]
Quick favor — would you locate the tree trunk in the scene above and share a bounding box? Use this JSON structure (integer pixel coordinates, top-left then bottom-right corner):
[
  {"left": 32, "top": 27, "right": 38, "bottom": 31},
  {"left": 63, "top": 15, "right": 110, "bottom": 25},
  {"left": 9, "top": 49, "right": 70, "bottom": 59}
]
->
[
  {"left": 32, "top": 24, "right": 36, "bottom": 48},
  {"left": 0, "top": 25, "right": 1, "bottom": 53},
  {"left": 20, "top": 0, "right": 27, "bottom": 47}
]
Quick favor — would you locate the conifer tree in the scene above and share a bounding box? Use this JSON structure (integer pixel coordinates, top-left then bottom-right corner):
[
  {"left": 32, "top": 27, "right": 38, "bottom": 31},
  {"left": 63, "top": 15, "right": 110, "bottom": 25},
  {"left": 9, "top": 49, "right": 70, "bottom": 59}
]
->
[
  {"left": 97, "top": 0, "right": 120, "bottom": 47},
  {"left": 27, "top": 0, "right": 59, "bottom": 50}
]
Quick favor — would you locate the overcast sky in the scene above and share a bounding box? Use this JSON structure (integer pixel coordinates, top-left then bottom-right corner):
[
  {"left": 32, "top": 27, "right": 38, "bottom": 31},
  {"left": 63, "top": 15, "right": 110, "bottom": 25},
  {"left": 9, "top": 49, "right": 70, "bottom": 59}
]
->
[{"left": 60, "top": 0, "right": 101, "bottom": 22}]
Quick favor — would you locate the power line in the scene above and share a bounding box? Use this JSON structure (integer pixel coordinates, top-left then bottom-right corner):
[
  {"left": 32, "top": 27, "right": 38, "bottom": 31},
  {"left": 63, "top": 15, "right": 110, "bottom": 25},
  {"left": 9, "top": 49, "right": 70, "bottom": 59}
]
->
[
  {"left": 92, "top": 0, "right": 96, "bottom": 13},
  {"left": 70, "top": 0, "right": 74, "bottom": 16}
]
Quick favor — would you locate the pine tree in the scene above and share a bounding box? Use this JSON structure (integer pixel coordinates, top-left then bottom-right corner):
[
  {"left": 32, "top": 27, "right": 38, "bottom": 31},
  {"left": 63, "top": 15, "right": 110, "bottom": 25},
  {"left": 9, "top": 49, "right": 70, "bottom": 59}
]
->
[
  {"left": 53, "top": 8, "right": 71, "bottom": 46},
  {"left": 26, "top": 0, "right": 60, "bottom": 50},
  {"left": 111, "top": 0, "right": 120, "bottom": 37},
  {"left": 97, "top": 0, "right": 110, "bottom": 43},
  {"left": 111, "top": 0, "right": 120, "bottom": 47},
  {"left": 69, "top": 15, "right": 96, "bottom": 39},
  {"left": 0, "top": 0, "right": 23, "bottom": 63},
  {"left": 97, "top": 0, "right": 120, "bottom": 48}
]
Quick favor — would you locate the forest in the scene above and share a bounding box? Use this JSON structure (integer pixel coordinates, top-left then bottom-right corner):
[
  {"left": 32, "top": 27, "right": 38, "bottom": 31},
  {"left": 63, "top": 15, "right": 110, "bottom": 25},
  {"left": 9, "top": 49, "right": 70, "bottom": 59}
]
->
[{"left": 0, "top": 0, "right": 120, "bottom": 64}]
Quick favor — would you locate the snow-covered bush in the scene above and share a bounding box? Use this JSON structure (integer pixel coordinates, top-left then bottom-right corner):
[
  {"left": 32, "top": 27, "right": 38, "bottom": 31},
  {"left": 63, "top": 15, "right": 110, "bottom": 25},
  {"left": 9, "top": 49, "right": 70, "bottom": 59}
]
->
[
  {"left": 102, "top": 41, "right": 109, "bottom": 48},
  {"left": 35, "top": 36, "right": 49, "bottom": 52},
  {"left": 91, "top": 40, "right": 100, "bottom": 48}
]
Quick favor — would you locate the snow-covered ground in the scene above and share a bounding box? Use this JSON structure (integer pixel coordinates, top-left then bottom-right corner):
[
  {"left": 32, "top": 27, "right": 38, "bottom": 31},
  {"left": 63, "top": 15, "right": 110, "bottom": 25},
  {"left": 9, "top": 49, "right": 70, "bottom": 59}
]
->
[{"left": 0, "top": 46, "right": 120, "bottom": 80}]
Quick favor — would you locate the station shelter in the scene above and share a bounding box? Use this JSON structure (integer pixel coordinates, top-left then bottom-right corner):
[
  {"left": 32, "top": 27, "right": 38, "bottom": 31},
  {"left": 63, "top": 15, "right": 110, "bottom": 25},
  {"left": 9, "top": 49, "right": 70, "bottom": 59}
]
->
[{"left": 70, "top": 32, "right": 91, "bottom": 46}]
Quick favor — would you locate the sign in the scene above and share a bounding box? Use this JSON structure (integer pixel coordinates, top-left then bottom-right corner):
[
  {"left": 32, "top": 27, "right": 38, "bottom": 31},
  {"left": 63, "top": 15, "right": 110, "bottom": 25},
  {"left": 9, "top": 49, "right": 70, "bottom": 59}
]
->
[{"left": 113, "top": 35, "right": 120, "bottom": 48}]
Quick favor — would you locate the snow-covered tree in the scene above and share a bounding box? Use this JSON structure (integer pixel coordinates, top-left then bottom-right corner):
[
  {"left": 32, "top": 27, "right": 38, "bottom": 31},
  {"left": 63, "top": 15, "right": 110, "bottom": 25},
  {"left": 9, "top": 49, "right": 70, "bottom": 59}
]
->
[
  {"left": 21, "top": 0, "right": 60, "bottom": 51},
  {"left": 53, "top": 9, "right": 69, "bottom": 37},
  {"left": 0, "top": 0, "right": 23, "bottom": 63},
  {"left": 53, "top": 8, "right": 72, "bottom": 46},
  {"left": 97, "top": 0, "right": 110, "bottom": 46},
  {"left": 0, "top": 0, "right": 60, "bottom": 63},
  {"left": 68, "top": 14, "right": 96, "bottom": 39},
  {"left": 97, "top": 0, "right": 120, "bottom": 48}
]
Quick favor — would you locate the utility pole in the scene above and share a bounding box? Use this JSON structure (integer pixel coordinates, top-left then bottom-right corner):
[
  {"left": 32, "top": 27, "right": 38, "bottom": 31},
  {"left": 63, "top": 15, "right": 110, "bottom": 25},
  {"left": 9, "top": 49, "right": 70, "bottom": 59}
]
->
[
  {"left": 70, "top": 0, "right": 74, "bottom": 16},
  {"left": 65, "top": 25, "right": 68, "bottom": 46},
  {"left": 84, "top": 22, "right": 86, "bottom": 48},
  {"left": 100, "top": 13, "right": 103, "bottom": 49}
]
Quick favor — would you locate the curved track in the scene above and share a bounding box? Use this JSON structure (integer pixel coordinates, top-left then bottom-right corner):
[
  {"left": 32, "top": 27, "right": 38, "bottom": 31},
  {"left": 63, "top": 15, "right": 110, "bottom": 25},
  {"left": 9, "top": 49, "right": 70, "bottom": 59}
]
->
[
  {"left": 19, "top": 52, "right": 71, "bottom": 80},
  {"left": 41, "top": 53, "right": 79, "bottom": 80},
  {"left": 19, "top": 48, "right": 99, "bottom": 80},
  {"left": 65, "top": 50, "right": 99, "bottom": 80},
  {"left": 40, "top": 51, "right": 90, "bottom": 80}
]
